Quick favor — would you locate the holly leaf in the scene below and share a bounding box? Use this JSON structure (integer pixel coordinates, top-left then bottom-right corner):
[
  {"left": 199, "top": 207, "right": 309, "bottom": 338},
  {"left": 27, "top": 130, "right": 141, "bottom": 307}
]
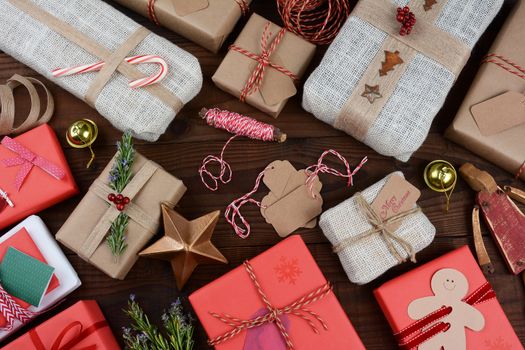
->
[{"left": 379, "top": 50, "right": 404, "bottom": 77}]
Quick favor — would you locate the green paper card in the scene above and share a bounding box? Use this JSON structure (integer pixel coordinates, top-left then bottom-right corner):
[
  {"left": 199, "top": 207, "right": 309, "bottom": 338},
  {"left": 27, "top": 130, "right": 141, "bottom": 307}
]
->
[{"left": 0, "top": 247, "right": 54, "bottom": 307}]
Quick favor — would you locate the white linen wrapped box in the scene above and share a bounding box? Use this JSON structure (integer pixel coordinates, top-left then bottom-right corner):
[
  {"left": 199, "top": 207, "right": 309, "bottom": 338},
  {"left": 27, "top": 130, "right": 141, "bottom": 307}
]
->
[
  {"left": 0, "top": 0, "right": 202, "bottom": 142},
  {"left": 319, "top": 172, "right": 435, "bottom": 285},
  {"left": 0, "top": 215, "right": 81, "bottom": 341},
  {"left": 303, "top": 0, "right": 503, "bottom": 161}
]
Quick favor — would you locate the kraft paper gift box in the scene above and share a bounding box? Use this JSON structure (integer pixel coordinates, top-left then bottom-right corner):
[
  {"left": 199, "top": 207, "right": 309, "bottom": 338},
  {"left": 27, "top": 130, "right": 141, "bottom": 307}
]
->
[
  {"left": 212, "top": 13, "right": 316, "bottom": 118},
  {"left": 0, "top": 0, "right": 202, "bottom": 141},
  {"left": 446, "top": 0, "right": 525, "bottom": 181},
  {"left": 57, "top": 152, "right": 186, "bottom": 280},
  {"left": 319, "top": 172, "right": 436, "bottom": 285},
  {"left": 113, "top": 0, "right": 252, "bottom": 53},
  {"left": 0, "top": 124, "right": 78, "bottom": 231},
  {"left": 3, "top": 300, "right": 119, "bottom": 349},
  {"left": 189, "top": 235, "right": 365, "bottom": 350},
  {"left": 303, "top": 0, "right": 503, "bottom": 161},
  {"left": 374, "top": 246, "right": 523, "bottom": 349},
  {"left": 0, "top": 215, "right": 81, "bottom": 342}
]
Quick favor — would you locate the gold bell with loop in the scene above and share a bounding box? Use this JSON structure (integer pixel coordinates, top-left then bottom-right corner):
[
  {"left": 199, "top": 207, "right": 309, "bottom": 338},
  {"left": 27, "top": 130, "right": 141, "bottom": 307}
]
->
[
  {"left": 424, "top": 160, "right": 457, "bottom": 212},
  {"left": 66, "top": 119, "right": 98, "bottom": 168}
]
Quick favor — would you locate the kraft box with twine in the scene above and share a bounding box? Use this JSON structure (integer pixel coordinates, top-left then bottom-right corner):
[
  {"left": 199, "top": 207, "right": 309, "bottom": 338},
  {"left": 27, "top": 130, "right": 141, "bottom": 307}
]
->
[
  {"left": 303, "top": 0, "right": 503, "bottom": 161},
  {"left": 56, "top": 152, "right": 186, "bottom": 280},
  {"left": 319, "top": 172, "right": 435, "bottom": 285},
  {"left": 0, "top": 0, "right": 202, "bottom": 142}
]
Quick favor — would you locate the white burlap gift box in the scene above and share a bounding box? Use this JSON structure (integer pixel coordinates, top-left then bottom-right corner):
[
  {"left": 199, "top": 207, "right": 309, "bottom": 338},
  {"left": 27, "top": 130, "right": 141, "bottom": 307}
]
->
[
  {"left": 303, "top": 0, "right": 502, "bottom": 161},
  {"left": 319, "top": 172, "right": 435, "bottom": 284},
  {"left": 0, "top": 0, "right": 202, "bottom": 141}
]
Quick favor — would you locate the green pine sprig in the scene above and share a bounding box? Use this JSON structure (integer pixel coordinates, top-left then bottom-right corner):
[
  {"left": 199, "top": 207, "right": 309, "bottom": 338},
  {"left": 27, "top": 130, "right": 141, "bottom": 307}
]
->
[
  {"left": 122, "top": 295, "right": 195, "bottom": 350},
  {"left": 106, "top": 132, "right": 135, "bottom": 258}
]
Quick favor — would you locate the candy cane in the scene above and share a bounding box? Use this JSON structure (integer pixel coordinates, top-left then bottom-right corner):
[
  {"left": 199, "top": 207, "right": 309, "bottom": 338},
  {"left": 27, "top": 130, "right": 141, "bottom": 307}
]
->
[{"left": 51, "top": 55, "right": 168, "bottom": 89}]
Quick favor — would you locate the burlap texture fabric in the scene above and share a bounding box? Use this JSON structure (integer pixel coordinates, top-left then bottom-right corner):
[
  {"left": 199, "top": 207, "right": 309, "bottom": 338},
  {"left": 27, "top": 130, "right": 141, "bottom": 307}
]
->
[
  {"left": 303, "top": 0, "right": 502, "bottom": 161},
  {"left": 319, "top": 172, "right": 435, "bottom": 285},
  {"left": 0, "top": 0, "right": 202, "bottom": 141}
]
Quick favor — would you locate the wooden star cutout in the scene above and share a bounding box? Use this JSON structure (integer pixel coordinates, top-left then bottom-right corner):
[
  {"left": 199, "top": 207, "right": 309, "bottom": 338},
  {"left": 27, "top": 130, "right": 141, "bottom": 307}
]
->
[
  {"left": 139, "top": 204, "right": 228, "bottom": 290},
  {"left": 361, "top": 84, "right": 382, "bottom": 104}
]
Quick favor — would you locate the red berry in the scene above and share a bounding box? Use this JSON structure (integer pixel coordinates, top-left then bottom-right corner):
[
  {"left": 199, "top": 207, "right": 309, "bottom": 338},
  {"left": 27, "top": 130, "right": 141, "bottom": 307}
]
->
[
  {"left": 403, "top": 6, "right": 409, "bottom": 13},
  {"left": 116, "top": 203, "right": 125, "bottom": 211},
  {"left": 116, "top": 194, "right": 124, "bottom": 201},
  {"left": 108, "top": 193, "right": 116, "bottom": 202},
  {"left": 123, "top": 197, "right": 130, "bottom": 204}
]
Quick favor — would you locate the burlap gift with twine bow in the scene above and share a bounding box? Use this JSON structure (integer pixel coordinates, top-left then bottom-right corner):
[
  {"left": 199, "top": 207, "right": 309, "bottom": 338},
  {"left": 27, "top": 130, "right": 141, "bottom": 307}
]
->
[
  {"left": 57, "top": 152, "right": 186, "bottom": 280},
  {"left": 303, "top": 0, "right": 502, "bottom": 161},
  {"left": 0, "top": 0, "right": 202, "bottom": 142},
  {"left": 319, "top": 172, "right": 435, "bottom": 285}
]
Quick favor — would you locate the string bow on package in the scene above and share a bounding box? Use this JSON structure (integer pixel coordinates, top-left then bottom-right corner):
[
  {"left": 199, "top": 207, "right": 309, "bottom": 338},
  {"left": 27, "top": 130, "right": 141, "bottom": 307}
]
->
[{"left": 225, "top": 150, "right": 368, "bottom": 238}]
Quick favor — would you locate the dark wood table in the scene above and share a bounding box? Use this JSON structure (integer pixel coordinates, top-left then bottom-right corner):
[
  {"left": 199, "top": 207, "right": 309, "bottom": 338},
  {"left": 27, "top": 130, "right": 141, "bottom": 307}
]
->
[{"left": 1, "top": 0, "right": 524, "bottom": 348}]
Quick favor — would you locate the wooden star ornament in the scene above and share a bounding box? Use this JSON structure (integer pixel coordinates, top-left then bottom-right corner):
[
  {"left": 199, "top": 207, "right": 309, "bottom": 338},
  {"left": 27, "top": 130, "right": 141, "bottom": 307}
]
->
[
  {"left": 361, "top": 84, "right": 382, "bottom": 104},
  {"left": 139, "top": 204, "right": 228, "bottom": 290}
]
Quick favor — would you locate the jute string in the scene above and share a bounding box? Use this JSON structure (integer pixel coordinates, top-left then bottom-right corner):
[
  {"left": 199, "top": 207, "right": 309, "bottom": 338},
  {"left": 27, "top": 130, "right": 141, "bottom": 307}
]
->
[
  {"left": 0, "top": 74, "right": 53, "bottom": 136},
  {"left": 332, "top": 194, "right": 420, "bottom": 263},
  {"left": 8, "top": 0, "right": 183, "bottom": 112}
]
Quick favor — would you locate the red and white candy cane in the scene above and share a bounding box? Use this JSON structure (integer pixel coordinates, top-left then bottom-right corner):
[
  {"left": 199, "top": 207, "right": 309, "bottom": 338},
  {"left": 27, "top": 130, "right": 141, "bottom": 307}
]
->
[{"left": 52, "top": 55, "right": 168, "bottom": 89}]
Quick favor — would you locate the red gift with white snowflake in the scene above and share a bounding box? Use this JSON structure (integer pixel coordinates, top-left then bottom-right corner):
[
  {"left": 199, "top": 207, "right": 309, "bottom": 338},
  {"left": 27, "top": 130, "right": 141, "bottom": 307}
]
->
[
  {"left": 374, "top": 246, "right": 523, "bottom": 350},
  {"left": 189, "top": 235, "right": 365, "bottom": 349}
]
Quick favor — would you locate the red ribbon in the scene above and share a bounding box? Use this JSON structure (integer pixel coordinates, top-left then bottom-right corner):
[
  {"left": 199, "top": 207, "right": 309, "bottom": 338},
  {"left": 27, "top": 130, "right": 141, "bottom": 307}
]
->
[
  {"left": 229, "top": 22, "right": 298, "bottom": 102},
  {"left": 394, "top": 281, "right": 496, "bottom": 350},
  {"left": 29, "top": 319, "right": 108, "bottom": 350},
  {"left": 1, "top": 136, "right": 65, "bottom": 191}
]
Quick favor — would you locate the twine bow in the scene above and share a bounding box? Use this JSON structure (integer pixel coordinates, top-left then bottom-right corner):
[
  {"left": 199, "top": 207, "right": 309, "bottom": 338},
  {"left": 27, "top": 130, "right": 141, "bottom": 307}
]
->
[
  {"left": 230, "top": 22, "right": 298, "bottom": 102},
  {"left": 332, "top": 194, "right": 419, "bottom": 263},
  {"left": 1, "top": 136, "right": 65, "bottom": 191},
  {"left": 208, "top": 260, "right": 331, "bottom": 349},
  {"left": 0, "top": 284, "right": 34, "bottom": 331},
  {"left": 395, "top": 281, "right": 496, "bottom": 350},
  {"left": 29, "top": 319, "right": 108, "bottom": 350}
]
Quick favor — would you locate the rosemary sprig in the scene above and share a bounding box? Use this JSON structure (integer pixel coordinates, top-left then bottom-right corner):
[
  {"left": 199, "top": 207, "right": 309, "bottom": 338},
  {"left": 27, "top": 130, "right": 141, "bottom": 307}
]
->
[
  {"left": 122, "top": 295, "right": 195, "bottom": 350},
  {"left": 106, "top": 132, "right": 135, "bottom": 258}
]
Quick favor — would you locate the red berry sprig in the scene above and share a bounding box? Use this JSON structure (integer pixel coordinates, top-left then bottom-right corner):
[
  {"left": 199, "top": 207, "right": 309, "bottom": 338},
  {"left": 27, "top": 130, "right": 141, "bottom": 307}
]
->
[
  {"left": 396, "top": 6, "right": 416, "bottom": 36},
  {"left": 108, "top": 193, "right": 130, "bottom": 211}
]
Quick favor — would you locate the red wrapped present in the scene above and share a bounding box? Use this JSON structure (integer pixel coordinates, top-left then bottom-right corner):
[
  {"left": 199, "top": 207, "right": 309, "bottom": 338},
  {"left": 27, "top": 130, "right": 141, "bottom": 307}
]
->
[
  {"left": 374, "top": 246, "right": 523, "bottom": 350},
  {"left": 0, "top": 124, "right": 78, "bottom": 230},
  {"left": 189, "top": 235, "right": 365, "bottom": 349},
  {"left": 2, "top": 300, "right": 119, "bottom": 349}
]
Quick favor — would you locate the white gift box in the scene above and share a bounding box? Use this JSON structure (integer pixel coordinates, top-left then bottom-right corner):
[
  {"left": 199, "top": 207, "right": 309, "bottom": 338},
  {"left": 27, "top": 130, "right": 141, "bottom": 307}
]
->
[{"left": 0, "top": 215, "right": 81, "bottom": 341}]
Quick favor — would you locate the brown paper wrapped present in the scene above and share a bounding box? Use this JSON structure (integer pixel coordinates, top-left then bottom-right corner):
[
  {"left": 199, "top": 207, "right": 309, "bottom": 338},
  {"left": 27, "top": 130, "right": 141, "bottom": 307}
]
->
[
  {"left": 56, "top": 152, "right": 186, "bottom": 279},
  {"left": 212, "top": 13, "right": 316, "bottom": 118},
  {"left": 446, "top": 1, "right": 525, "bottom": 180},
  {"left": 113, "top": 0, "right": 251, "bottom": 53}
]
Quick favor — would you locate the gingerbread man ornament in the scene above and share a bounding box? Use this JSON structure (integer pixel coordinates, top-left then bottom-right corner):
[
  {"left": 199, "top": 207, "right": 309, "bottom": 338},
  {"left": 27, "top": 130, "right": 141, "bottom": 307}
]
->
[{"left": 408, "top": 268, "right": 485, "bottom": 350}]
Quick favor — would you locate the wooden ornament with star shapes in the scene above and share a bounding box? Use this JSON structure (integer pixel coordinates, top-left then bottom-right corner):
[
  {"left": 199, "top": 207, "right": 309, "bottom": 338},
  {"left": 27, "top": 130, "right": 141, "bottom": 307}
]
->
[
  {"left": 361, "top": 84, "right": 382, "bottom": 103},
  {"left": 139, "top": 203, "right": 228, "bottom": 289}
]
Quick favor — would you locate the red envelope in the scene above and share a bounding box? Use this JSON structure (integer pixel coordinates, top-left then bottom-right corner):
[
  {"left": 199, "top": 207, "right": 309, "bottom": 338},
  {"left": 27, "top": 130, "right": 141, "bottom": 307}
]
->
[
  {"left": 0, "top": 228, "right": 59, "bottom": 328},
  {"left": 2, "top": 300, "right": 119, "bottom": 350},
  {"left": 374, "top": 246, "right": 523, "bottom": 349},
  {"left": 0, "top": 124, "right": 78, "bottom": 230},
  {"left": 190, "top": 235, "right": 365, "bottom": 349}
]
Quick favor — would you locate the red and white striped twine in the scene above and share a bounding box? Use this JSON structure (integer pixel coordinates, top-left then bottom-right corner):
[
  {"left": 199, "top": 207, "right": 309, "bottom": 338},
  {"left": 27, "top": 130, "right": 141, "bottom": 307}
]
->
[
  {"left": 277, "top": 0, "right": 352, "bottom": 45},
  {"left": 482, "top": 53, "right": 525, "bottom": 179},
  {"left": 52, "top": 55, "right": 168, "bottom": 89},
  {"left": 0, "top": 284, "right": 34, "bottom": 330},
  {"left": 225, "top": 150, "right": 367, "bottom": 239}
]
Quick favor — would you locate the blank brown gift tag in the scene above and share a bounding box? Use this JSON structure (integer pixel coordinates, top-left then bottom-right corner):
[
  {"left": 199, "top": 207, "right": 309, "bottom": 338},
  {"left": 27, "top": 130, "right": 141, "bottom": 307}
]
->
[
  {"left": 259, "top": 53, "right": 297, "bottom": 107},
  {"left": 170, "top": 0, "right": 209, "bottom": 17},
  {"left": 370, "top": 174, "right": 420, "bottom": 232},
  {"left": 471, "top": 91, "right": 525, "bottom": 136}
]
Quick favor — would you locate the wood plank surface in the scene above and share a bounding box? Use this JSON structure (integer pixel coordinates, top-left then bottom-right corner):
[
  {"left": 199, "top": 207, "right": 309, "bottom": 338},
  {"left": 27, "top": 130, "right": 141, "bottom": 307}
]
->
[{"left": 0, "top": 0, "right": 524, "bottom": 348}]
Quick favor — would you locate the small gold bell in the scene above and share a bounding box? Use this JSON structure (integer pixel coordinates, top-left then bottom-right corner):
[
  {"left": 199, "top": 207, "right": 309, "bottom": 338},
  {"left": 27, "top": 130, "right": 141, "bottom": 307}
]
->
[
  {"left": 424, "top": 160, "right": 457, "bottom": 212},
  {"left": 66, "top": 119, "right": 98, "bottom": 168}
]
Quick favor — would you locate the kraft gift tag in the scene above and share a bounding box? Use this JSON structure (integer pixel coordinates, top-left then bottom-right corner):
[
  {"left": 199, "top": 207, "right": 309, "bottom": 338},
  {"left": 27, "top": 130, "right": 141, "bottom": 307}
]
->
[
  {"left": 471, "top": 91, "right": 525, "bottom": 136},
  {"left": 259, "top": 53, "right": 297, "bottom": 107},
  {"left": 370, "top": 174, "right": 420, "bottom": 232},
  {"left": 171, "top": 0, "right": 209, "bottom": 17}
]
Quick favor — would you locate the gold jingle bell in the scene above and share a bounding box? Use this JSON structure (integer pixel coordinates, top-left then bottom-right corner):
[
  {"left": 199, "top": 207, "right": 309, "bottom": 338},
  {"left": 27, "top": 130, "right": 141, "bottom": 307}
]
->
[
  {"left": 424, "top": 160, "right": 457, "bottom": 212},
  {"left": 66, "top": 119, "right": 98, "bottom": 168}
]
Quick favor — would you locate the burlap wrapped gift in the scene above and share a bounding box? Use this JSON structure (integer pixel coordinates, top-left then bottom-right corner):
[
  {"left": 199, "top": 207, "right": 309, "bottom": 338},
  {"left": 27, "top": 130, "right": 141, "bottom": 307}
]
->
[
  {"left": 319, "top": 172, "right": 435, "bottom": 285},
  {"left": 303, "top": 0, "right": 502, "bottom": 161},
  {"left": 113, "top": 0, "right": 252, "bottom": 53},
  {"left": 57, "top": 152, "right": 186, "bottom": 280},
  {"left": 0, "top": 0, "right": 202, "bottom": 142}
]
